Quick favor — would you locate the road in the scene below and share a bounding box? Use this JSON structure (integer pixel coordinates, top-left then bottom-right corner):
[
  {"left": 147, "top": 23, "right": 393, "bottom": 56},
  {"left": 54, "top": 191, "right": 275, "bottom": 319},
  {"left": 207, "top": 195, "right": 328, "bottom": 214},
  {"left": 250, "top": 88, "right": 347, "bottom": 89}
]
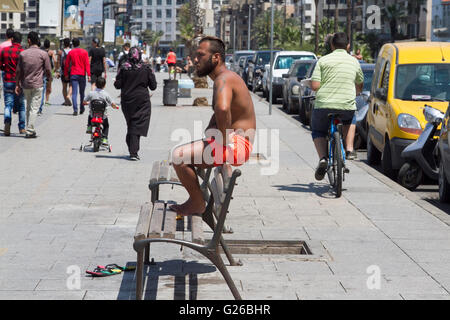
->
[{"left": 252, "top": 90, "right": 450, "bottom": 217}]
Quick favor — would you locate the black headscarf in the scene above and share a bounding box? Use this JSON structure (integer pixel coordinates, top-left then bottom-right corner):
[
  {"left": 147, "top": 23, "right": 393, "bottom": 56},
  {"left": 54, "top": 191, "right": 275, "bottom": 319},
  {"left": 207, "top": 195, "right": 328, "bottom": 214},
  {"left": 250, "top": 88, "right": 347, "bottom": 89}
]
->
[{"left": 121, "top": 46, "right": 144, "bottom": 71}]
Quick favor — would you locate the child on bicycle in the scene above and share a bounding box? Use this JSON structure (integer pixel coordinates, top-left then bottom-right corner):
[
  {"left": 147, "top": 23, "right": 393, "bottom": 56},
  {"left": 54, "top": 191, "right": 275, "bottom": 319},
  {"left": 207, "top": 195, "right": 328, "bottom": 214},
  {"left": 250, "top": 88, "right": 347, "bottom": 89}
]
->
[{"left": 83, "top": 76, "right": 119, "bottom": 145}]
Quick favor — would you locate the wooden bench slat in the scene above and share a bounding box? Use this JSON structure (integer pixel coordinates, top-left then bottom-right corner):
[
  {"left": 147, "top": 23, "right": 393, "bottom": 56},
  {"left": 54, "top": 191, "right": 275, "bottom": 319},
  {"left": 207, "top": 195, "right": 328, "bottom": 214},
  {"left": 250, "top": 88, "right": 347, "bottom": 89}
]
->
[
  {"left": 134, "top": 203, "right": 153, "bottom": 241},
  {"left": 158, "top": 161, "right": 170, "bottom": 181},
  {"left": 191, "top": 215, "right": 204, "bottom": 244},
  {"left": 163, "top": 201, "right": 177, "bottom": 239},
  {"left": 148, "top": 201, "right": 165, "bottom": 238},
  {"left": 149, "top": 161, "right": 161, "bottom": 185}
]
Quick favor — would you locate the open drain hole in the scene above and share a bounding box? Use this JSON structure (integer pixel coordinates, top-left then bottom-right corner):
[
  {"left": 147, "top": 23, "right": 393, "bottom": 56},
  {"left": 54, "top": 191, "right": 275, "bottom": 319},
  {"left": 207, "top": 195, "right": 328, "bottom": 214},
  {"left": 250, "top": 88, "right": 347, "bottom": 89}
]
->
[{"left": 219, "top": 240, "right": 312, "bottom": 255}]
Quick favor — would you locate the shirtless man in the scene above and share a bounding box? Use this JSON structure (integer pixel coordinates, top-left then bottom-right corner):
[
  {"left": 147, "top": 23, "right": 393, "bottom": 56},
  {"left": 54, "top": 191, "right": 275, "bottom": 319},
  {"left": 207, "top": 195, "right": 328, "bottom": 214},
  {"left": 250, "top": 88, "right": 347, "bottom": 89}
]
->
[{"left": 171, "top": 36, "right": 256, "bottom": 216}]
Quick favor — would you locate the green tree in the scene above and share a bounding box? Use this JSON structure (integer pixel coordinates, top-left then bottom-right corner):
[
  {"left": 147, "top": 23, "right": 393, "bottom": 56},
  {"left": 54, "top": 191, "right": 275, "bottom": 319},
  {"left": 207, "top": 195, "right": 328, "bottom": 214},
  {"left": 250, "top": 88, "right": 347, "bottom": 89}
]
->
[
  {"left": 385, "top": 3, "right": 406, "bottom": 42},
  {"left": 178, "top": 3, "right": 195, "bottom": 56},
  {"left": 407, "top": 0, "right": 427, "bottom": 39}
]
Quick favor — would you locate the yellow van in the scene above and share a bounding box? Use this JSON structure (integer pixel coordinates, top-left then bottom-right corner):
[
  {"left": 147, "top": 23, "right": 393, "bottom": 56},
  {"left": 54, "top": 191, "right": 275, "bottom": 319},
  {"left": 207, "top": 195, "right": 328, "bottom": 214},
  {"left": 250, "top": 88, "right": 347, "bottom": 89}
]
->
[{"left": 366, "top": 42, "right": 450, "bottom": 177}]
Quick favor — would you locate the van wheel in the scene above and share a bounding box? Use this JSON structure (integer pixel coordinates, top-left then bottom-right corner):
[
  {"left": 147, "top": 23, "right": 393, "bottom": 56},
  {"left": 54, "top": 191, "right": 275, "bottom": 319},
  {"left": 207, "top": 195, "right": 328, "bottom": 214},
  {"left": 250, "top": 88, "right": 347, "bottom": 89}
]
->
[
  {"left": 367, "top": 133, "right": 381, "bottom": 165},
  {"left": 398, "top": 162, "right": 422, "bottom": 191},
  {"left": 382, "top": 139, "right": 395, "bottom": 179},
  {"left": 439, "top": 161, "right": 450, "bottom": 203}
]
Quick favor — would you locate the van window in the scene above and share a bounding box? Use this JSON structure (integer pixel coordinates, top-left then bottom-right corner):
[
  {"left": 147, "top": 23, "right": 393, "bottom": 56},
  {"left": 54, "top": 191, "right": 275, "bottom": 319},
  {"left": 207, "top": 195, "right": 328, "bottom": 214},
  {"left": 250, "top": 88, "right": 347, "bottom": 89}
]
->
[
  {"left": 395, "top": 64, "right": 450, "bottom": 101},
  {"left": 372, "top": 57, "right": 385, "bottom": 93},
  {"left": 275, "top": 55, "right": 316, "bottom": 69},
  {"left": 381, "top": 61, "right": 390, "bottom": 91}
]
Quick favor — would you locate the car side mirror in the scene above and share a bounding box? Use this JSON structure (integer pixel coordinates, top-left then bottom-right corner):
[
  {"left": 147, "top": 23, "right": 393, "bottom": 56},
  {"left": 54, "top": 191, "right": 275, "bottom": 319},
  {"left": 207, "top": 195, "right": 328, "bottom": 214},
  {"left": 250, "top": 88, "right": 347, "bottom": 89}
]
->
[{"left": 282, "top": 74, "right": 289, "bottom": 79}]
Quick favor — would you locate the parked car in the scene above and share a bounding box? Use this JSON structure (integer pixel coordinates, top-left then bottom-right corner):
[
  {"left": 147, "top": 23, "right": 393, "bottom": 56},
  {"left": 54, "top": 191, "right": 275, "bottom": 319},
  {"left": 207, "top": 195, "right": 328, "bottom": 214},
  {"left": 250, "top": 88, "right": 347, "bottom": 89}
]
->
[
  {"left": 366, "top": 42, "right": 450, "bottom": 178},
  {"left": 354, "top": 63, "right": 376, "bottom": 149},
  {"left": 231, "top": 50, "right": 255, "bottom": 73},
  {"left": 262, "top": 51, "right": 317, "bottom": 103},
  {"left": 281, "top": 59, "right": 316, "bottom": 114},
  {"left": 241, "top": 55, "right": 254, "bottom": 85},
  {"left": 438, "top": 102, "right": 450, "bottom": 202},
  {"left": 237, "top": 55, "right": 248, "bottom": 78},
  {"left": 247, "top": 50, "right": 280, "bottom": 92},
  {"left": 225, "top": 54, "right": 233, "bottom": 69},
  {"left": 297, "top": 60, "right": 318, "bottom": 125}
]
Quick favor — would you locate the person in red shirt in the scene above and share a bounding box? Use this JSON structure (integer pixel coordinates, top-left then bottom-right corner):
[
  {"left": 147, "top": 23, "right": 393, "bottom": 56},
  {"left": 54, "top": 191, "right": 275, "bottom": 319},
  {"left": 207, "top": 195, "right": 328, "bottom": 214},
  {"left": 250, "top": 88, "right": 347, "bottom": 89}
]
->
[
  {"left": 64, "top": 38, "right": 90, "bottom": 116},
  {"left": 166, "top": 48, "right": 176, "bottom": 79},
  {"left": 0, "top": 31, "right": 25, "bottom": 136}
]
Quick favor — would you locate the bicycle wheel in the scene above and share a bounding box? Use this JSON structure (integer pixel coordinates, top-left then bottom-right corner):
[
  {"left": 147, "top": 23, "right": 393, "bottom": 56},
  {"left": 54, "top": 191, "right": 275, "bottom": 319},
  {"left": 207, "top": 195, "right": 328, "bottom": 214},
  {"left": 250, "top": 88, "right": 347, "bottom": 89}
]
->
[
  {"left": 327, "top": 138, "right": 335, "bottom": 187},
  {"left": 333, "top": 131, "right": 343, "bottom": 198}
]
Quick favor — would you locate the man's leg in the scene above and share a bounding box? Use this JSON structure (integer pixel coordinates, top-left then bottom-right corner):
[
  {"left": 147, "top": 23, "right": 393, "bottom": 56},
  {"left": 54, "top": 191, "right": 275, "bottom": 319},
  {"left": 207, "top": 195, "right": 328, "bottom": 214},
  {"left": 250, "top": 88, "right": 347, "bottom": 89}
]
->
[
  {"left": 39, "top": 78, "right": 47, "bottom": 114},
  {"left": 171, "top": 140, "right": 213, "bottom": 216},
  {"left": 15, "top": 90, "right": 26, "bottom": 132},
  {"left": 25, "top": 88, "right": 43, "bottom": 136},
  {"left": 3, "top": 83, "right": 14, "bottom": 136},
  {"left": 78, "top": 76, "right": 86, "bottom": 114},
  {"left": 311, "top": 108, "right": 330, "bottom": 181},
  {"left": 70, "top": 76, "right": 79, "bottom": 113}
]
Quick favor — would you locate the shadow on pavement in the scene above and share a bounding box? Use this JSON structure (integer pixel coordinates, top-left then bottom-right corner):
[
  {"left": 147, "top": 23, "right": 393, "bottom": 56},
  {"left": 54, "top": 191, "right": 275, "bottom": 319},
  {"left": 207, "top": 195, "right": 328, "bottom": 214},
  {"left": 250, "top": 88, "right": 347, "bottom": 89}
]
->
[
  {"left": 273, "top": 183, "right": 339, "bottom": 198},
  {"left": 118, "top": 260, "right": 217, "bottom": 300},
  {"left": 95, "top": 155, "right": 131, "bottom": 160}
]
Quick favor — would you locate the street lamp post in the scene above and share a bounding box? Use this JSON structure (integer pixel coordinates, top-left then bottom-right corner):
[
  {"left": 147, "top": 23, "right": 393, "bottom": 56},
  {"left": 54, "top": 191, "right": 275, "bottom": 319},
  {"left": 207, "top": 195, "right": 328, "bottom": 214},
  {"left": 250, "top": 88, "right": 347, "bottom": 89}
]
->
[
  {"left": 247, "top": 4, "right": 252, "bottom": 50},
  {"left": 269, "top": 0, "right": 274, "bottom": 115}
]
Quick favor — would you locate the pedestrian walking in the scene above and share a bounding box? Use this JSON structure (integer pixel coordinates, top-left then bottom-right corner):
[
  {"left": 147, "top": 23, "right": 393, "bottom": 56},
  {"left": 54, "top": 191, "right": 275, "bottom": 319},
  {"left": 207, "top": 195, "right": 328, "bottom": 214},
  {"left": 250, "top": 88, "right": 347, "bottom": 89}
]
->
[
  {"left": 89, "top": 38, "right": 107, "bottom": 91},
  {"left": 64, "top": 38, "right": 90, "bottom": 116},
  {"left": 166, "top": 48, "right": 177, "bottom": 79},
  {"left": 15, "top": 31, "right": 52, "bottom": 138},
  {"left": 0, "top": 31, "right": 26, "bottom": 136},
  {"left": 184, "top": 56, "right": 194, "bottom": 78},
  {"left": 0, "top": 28, "right": 15, "bottom": 112},
  {"left": 38, "top": 39, "right": 56, "bottom": 115},
  {"left": 155, "top": 55, "right": 162, "bottom": 72},
  {"left": 114, "top": 47, "right": 157, "bottom": 161},
  {"left": 55, "top": 38, "right": 72, "bottom": 106},
  {"left": 117, "top": 43, "right": 130, "bottom": 71}
]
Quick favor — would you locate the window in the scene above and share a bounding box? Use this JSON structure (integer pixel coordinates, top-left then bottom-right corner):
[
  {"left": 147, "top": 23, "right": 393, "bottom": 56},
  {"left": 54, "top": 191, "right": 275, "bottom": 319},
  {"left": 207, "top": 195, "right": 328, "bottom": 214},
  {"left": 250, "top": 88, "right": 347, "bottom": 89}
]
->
[
  {"left": 380, "top": 61, "right": 390, "bottom": 91},
  {"left": 147, "top": 0, "right": 152, "bottom": 4},
  {"left": 166, "top": 9, "right": 171, "bottom": 18},
  {"left": 157, "top": 0, "right": 162, "bottom": 5},
  {"left": 147, "top": 22, "right": 153, "bottom": 30},
  {"left": 156, "top": 9, "right": 161, "bottom": 18},
  {"left": 28, "top": 11, "right": 36, "bottom": 18},
  {"left": 275, "top": 55, "right": 316, "bottom": 69},
  {"left": 166, "top": 22, "right": 171, "bottom": 32},
  {"left": 167, "top": 0, "right": 172, "bottom": 4},
  {"left": 136, "top": 0, "right": 142, "bottom": 5},
  {"left": 156, "top": 22, "right": 162, "bottom": 31},
  {"left": 147, "top": 10, "right": 152, "bottom": 18},
  {"left": 1, "top": 13, "right": 6, "bottom": 21}
]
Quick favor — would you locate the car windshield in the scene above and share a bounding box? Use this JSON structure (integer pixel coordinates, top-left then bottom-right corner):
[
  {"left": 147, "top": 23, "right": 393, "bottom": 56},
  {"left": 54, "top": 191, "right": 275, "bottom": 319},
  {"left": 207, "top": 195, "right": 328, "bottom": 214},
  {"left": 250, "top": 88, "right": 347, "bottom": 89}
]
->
[
  {"left": 395, "top": 64, "right": 450, "bottom": 101},
  {"left": 293, "top": 63, "right": 313, "bottom": 78},
  {"left": 234, "top": 53, "right": 252, "bottom": 62},
  {"left": 363, "top": 69, "right": 374, "bottom": 92},
  {"left": 275, "top": 55, "right": 316, "bottom": 69},
  {"left": 256, "top": 52, "right": 272, "bottom": 65}
]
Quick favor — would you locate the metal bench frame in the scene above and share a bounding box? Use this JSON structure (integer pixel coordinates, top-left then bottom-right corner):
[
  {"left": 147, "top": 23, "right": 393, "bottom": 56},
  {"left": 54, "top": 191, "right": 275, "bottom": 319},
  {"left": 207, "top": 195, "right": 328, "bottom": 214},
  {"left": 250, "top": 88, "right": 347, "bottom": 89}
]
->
[{"left": 133, "top": 164, "right": 243, "bottom": 300}]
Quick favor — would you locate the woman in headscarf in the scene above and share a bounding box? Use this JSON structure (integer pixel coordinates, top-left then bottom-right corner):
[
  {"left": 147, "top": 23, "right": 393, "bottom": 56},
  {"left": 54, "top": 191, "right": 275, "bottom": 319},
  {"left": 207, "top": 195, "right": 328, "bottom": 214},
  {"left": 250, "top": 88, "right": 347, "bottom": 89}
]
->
[{"left": 114, "top": 47, "right": 157, "bottom": 160}]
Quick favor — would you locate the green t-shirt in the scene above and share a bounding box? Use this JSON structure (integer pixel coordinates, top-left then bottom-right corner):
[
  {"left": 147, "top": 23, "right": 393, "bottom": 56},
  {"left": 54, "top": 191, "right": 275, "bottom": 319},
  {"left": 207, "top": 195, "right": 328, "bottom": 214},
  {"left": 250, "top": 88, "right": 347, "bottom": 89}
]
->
[{"left": 311, "top": 49, "right": 364, "bottom": 110}]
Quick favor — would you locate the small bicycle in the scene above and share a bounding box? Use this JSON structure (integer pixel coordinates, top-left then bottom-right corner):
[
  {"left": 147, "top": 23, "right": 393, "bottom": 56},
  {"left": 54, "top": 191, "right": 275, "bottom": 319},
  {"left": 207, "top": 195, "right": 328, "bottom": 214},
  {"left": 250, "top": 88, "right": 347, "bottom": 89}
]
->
[
  {"left": 326, "top": 114, "right": 349, "bottom": 198},
  {"left": 80, "top": 99, "right": 112, "bottom": 153}
]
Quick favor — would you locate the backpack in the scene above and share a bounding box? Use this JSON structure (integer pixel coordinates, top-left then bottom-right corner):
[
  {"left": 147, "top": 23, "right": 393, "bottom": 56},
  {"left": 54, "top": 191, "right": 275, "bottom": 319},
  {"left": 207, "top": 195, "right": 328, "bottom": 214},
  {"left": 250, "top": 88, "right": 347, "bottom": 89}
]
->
[{"left": 61, "top": 48, "right": 71, "bottom": 74}]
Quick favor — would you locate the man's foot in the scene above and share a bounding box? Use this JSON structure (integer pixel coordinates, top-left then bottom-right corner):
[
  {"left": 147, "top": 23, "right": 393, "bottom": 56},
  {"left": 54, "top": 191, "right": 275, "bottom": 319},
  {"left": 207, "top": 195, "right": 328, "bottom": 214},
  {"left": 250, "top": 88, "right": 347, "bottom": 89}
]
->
[
  {"left": 19, "top": 129, "right": 26, "bottom": 134},
  {"left": 4, "top": 123, "right": 10, "bottom": 136},
  {"left": 346, "top": 150, "right": 357, "bottom": 160},
  {"left": 73, "top": 111, "right": 78, "bottom": 116},
  {"left": 25, "top": 132, "right": 37, "bottom": 139},
  {"left": 169, "top": 198, "right": 206, "bottom": 216},
  {"left": 86, "top": 126, "right": 92, "bottom": 134},
  {"left": 80, "top": 108, "right": 85, "bottom": 115},
  {"left": 129, "top": 154, "right": 140, "bottom": 161},
  {"left": 315, "top": 157, "right": 328, "bottom": 181},
  {"left": 37, "top": 110, "right": 42, "bottom": 116},
  {"left": 102, "top": 138, "right": 108, "bottom": 145}
]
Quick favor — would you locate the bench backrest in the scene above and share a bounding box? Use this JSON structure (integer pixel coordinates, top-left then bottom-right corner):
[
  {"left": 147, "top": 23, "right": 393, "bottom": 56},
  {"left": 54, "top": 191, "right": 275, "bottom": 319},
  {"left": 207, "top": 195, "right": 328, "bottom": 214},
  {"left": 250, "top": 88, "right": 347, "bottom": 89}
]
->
[{"left": 209, "top": 164, "right": 241, "bottom": 245}]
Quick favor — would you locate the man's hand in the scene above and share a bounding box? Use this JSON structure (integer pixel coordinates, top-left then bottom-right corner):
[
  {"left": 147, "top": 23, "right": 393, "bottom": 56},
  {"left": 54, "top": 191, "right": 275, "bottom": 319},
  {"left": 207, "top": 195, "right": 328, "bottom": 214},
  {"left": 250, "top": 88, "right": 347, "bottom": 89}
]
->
[
  {"left": 88, "top": 76, "right": 91, "bottom": 82},
  {"left": 15, "top": 86, "right": 21, "bottom": 95},
  {"left": 103, "top": 72, "right": 107, "bottom": 79},
  {"left": 112, "top": 103, "right": 119, "bottom": 110}
]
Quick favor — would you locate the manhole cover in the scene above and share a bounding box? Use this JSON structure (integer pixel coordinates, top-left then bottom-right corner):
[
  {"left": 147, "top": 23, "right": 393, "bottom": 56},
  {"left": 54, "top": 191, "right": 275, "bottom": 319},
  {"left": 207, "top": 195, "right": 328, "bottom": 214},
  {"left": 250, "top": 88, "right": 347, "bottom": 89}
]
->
[{"left": 219, "top": 240, "right": 312, "bottom": 255}]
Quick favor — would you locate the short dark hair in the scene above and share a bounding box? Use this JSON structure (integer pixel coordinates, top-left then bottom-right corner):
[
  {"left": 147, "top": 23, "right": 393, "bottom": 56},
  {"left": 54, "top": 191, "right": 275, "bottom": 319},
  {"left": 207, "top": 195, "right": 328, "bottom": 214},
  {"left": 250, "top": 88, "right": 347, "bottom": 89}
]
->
[
  {"left": 27, "top": 31, "right": 40, "bottom": 46},
  {"left": 332, "top": 32, "right": 349, "bottom": 50},
  {"left": 63, "top": 38, "right": 70, "bottom": 48},
  {"left": 123, "top": 42, "right": 130, "bottom": 49},
  {"left": 12, "top": 31, "right": 22, "bottom": 44},
  {"left": 95, "top": 76, "right": 106, "bottom": 89},
  {"left": 44, "top": 39, "right": 50, "bottom": 49},
  {"left": 199, "top": 36, "right": 226, "bottom": 62},
  {"left": 72, "top": 38, "right": 80, "bottom": 47},
  {"left": 92, "top": 37, "right": 100, "bottom": 46},
  {"left": 6, "top": 28, "right": 14, "bottom": 39}
]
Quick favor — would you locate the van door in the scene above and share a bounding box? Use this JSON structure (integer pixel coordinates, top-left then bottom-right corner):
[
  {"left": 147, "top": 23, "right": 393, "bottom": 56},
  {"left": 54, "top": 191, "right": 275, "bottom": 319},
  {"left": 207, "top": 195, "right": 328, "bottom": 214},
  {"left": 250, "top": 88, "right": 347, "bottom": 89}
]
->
[
  {"left": 375, "top": 59, "right": 391, "bottom": 148},
  {"left": 369, "top": 57, "right": 389, "bottom": 151}
]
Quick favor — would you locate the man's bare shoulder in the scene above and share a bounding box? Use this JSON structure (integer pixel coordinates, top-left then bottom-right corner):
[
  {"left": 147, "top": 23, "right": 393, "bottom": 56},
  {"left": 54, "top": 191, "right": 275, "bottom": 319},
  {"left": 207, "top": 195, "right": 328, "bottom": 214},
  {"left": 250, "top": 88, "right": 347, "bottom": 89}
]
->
[{"left": 214, "top": 69, "right": 244, "bottom": 87}]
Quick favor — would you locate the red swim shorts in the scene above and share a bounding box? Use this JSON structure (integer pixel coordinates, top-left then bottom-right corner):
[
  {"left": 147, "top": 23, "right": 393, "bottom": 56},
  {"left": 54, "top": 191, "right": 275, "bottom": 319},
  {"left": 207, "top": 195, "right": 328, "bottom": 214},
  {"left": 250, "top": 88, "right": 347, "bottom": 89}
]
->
[{"left": 204, "top": 134, "right": 253, "bottom": 167}]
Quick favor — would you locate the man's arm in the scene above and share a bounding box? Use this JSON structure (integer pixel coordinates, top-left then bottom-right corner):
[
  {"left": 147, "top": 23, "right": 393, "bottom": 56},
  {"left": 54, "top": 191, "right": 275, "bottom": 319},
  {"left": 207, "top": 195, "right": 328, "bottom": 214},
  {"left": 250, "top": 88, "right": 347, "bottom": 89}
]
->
[
  {"left": 212, "top": 77, "right": 233, "bottom": 145},
  {"left": 43, "top": 54, "right": 52, "bottom": 81},
  {"left": 355, "top": 64, "right": 364, "bottom": 95},
  {"left": 64, "top": 51, "right": 71, "bottom": 79},
  {"left": 15, "top": 54, "right": 22, "bottom": 95}
]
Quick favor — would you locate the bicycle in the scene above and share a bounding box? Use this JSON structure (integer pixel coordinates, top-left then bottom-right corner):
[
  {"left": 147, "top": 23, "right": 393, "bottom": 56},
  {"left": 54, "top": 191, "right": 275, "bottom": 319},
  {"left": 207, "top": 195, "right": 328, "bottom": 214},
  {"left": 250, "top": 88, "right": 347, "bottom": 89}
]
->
[{"left": 326, "top": 114, "right": 349, "bottom": 198}]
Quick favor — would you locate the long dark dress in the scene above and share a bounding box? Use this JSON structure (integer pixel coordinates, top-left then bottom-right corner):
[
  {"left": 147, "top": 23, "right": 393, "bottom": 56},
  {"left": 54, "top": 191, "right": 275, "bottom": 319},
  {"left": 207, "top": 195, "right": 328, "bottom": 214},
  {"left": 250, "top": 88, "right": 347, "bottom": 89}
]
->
[{"left": 114, "top": 64, "right": 157, "bottom": 156}]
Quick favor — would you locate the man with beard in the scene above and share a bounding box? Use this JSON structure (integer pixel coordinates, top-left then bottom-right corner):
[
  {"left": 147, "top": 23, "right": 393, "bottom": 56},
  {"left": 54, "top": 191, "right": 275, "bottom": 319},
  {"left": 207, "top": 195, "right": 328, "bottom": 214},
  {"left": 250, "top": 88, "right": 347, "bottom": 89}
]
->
[{"left": 170, "top": 36, "right": 256, "bottom": 216}]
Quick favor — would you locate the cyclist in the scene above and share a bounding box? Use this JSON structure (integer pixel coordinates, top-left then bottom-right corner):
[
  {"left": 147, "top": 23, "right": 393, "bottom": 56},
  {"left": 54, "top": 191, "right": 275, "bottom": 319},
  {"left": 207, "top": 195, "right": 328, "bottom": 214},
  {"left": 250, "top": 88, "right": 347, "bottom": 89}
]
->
[{"left": 309, "top": 32, "right": 364, "bottom": 181}]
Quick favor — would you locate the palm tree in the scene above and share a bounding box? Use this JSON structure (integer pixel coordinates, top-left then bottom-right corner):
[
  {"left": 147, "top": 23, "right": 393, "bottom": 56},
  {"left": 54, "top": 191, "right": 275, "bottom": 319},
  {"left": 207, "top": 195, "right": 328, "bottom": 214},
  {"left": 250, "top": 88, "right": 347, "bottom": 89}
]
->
[
  {"left": 334, "top": 0, "right": 339, "bottom": 33},
  {"left": 346, "top": 0, "right": 351, "bottom": 43},
  {"left": 314, "top": 0, "right": 319, "bottom": 54},
  {"left": 407, "top": 0, "right": 427, "bottom": 39},
  {"left": 385, "top": 4, "right": 406, "bottom": 43},
  {"left": 178, "top": 3, "right": 195, "bottom": 56}
]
